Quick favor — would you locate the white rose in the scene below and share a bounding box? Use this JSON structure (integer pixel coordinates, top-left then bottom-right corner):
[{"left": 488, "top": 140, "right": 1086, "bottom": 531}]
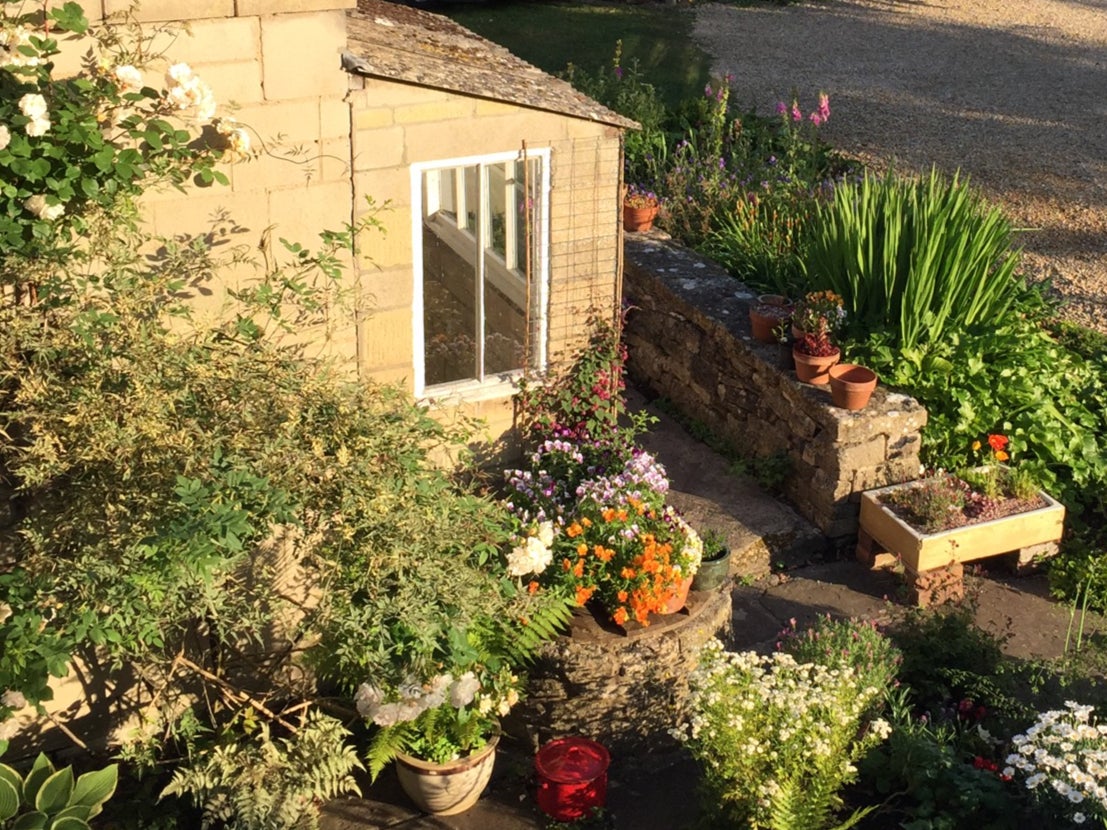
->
[
  {"left": 0, "top": 602, "right": 10, "bottom": 623},
  {"left": 113, "top": 64, "right": 143, "bottom": 92},
  {"left": 24, "top": 117, "right": 50, "bottom": 137},
  {"left": 165, "top": 62, "right": 194, "bottom": 86},
  {"left": 0, "top": 125, "right": 10, "bottom": 151},
  {"left": 1, "top": 690, "right": 26, "bottom": 710},
  {"left": 19, "top": 93, "right": 48, "bottom": 120}
]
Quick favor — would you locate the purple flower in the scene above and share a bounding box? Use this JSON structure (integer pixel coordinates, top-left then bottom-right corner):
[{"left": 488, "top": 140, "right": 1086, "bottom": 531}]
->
[
  {"left": 776, "top": 101, "right": 787, "bottom": 115},
  {"left": 614, "top": 66, "right": 623, "bottom": 80}
]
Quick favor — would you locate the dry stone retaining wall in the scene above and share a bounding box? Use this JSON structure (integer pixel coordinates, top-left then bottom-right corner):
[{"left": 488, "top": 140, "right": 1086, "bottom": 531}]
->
[{"left": 622, "top": 235, "right": 928, "bottom": 541}]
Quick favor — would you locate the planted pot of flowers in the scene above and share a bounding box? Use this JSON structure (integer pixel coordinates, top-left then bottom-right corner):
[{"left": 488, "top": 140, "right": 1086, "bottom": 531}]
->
[
  {"left": 691, "top": 529, "right": 731, "bottom": 591},
  {"left": 828, "top": 363, "right": 878, "bottom": 410},
  {"left": 792, "top": 290, "right": 845, "bottom": 384},
  {"left": 857, "top": 434, "right": 1065, "bottom": 583},
  {"left": 359, "top": 667, "right": 521, "bottom": 815},
  {"left": 748, "top": 294, "right": 793, "bottom": 344},
  {"left": 623, "top": 185, "right": 659, "bottom": 232}
]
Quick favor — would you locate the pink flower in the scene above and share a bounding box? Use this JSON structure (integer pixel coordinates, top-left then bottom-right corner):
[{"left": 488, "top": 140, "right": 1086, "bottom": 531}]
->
[
  {"left": 776, "top": 101, "right": 787, "bottom": 115},
  {"left": 809, "top": 112, "right": 824, "bottom": 126},
  {"left": 817, "top": 92, "right": 831, "bottom": 122},
  {"left": 790, "top": 101, "right": 802, "bottom": 122}
]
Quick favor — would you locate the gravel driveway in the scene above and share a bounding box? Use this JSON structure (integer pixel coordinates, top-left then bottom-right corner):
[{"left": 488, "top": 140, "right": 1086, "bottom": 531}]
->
[{"left": 693, "top": 0, "right": 1107, "bottom": 331}]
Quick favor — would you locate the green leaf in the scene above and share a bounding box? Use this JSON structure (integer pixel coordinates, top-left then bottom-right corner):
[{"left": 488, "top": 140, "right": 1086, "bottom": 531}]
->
[
  {"left": 0, "top": 776, "right": 20, "bottom": 822},
  {"left": 12, "top": 811, "right": 48, "bottom": 830},
  {"left": 35, "top": 767, "right": 74, "bottom": 815},
  {"left": 71, "top": 765, "right": 116, "bottom": 813},
  {"left": 22, "top": 756, "right": 54, "bottom": 807},
  {"left": 48, "top": 817, "right": 91, "bottom": 830}
]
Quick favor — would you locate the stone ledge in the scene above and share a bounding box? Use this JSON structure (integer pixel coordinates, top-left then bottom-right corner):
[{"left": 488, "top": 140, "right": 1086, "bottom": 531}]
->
[{"left": 622, "top": 234, "right": 927, "bottom": 541}]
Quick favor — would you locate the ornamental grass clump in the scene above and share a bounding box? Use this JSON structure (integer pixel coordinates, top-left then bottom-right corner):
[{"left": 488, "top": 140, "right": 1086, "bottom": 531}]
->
[
  {"left": 1004, "top": 701, "right": 1107, "bottom": 825},
  {"left": 677, "top": 639, "right": 890, "bottom": 829}
]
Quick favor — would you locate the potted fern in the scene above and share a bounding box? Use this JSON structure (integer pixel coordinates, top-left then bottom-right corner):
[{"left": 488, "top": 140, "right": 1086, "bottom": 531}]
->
[{"left": 359, "top": 663, "right": 521, "bottom": 815}]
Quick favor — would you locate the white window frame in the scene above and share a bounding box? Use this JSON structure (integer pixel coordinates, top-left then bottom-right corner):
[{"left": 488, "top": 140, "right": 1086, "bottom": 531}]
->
[{"left": 411, "top": 148, "right": 551, "bottom": 400}]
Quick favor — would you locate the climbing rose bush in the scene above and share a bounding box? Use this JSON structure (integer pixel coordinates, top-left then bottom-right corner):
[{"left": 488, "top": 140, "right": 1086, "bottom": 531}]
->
[{"left": 0, "top": 1, "right": 240, "bottom": 280}]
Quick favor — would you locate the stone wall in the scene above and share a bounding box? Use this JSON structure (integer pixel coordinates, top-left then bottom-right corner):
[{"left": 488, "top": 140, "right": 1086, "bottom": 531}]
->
[
  {"left": 622, "top": 235, "right": 928, "bottom": 541},
  {"left": 519, "top": 588, "right": 732, "bottom": 758}
]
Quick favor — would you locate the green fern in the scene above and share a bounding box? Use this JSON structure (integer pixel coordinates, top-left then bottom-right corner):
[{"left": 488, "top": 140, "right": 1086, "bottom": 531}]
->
[{"left": 161, "top": 709, "right": 361, "bottom": 830}]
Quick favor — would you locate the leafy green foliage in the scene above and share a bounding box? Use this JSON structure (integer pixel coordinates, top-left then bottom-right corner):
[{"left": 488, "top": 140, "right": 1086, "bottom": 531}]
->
[
  {"left": 803, "top": 169, "right": 1031, "bottom": 350},
  {"left": 160, "top": 710, "right": 360, "bottom": 830},
  {"left": 0, "top": 751, "right": 116, "bottom": 829}
]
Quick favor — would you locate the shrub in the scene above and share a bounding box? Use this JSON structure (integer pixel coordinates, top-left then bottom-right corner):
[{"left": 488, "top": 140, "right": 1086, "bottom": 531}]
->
[
  {"left": 803, "top": 168, "right": 1032, "bottom": 350},
  {"left": 676, "top": 639, "right": 889, "bottom": 829}
]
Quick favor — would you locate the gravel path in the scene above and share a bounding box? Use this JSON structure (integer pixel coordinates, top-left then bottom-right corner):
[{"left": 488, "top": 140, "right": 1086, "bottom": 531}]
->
[{"left": 693, "top": 0, "right": 1107, "bottom": 331}]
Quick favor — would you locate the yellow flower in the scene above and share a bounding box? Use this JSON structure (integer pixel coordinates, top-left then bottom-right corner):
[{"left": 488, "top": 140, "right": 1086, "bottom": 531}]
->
[{"left": 971, "top": 440, "right": 981, "bottom": 452}]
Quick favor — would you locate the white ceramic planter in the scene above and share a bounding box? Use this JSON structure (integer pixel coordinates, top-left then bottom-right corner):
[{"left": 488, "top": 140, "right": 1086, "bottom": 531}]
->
[{"left": 395, "top": 735, "right": 498, "bottom": 816}]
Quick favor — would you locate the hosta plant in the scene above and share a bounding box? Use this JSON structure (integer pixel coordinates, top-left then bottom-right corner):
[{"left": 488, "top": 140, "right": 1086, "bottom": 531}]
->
[{"left": 0, "top": 745, "right": 117, "bottom": 829}]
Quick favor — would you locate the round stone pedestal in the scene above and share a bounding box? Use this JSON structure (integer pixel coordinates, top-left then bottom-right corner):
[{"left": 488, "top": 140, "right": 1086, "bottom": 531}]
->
[{"left": 519, "top": 588, "right": 733, "bottom": 758}]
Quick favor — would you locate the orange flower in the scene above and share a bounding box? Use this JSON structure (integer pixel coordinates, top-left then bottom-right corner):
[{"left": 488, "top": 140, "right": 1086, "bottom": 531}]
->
[
  {"left": 527, "top": 580, "right": 539, "bottom": 595},
  {"left": 995, "top": 449, "right": 1009, "bottom": 462},
  {"left": 621, "top": 567, "right": 636, "bottom": 580},
  {"left": 577, "top": 543, "right": 589, "bottom": 556},
  {"left": 988, "top": 434, "right": 1009, "bottom": 452},
  {"left": 602, "top": 508, "right": 616, "bottom": 522},
  {"left": 594, "top": 545, "right": 614, "bottom": 563},
  {"left": 572, "top": 559, "right": 585, "bottom": 578},
  {"left": 562, "top": 558, "right": 572, "bottom": 572},
  {"left": 581, "top": 517, "right": 593, "bottom": 527},
  {"left": 613, "top": 607, "right": 629, "bottom": 626},
  {"left": 971, "top": 440, "right": 982, "bottom": 452},
  {"left": 617, "top": 590, "right": 628, "bottom": 602},
  {"left": 575, "top": 586, "right": 595, "bottom": 606},
  {"left": 567, "top": 523, "right": 583, "bottom": 538}
]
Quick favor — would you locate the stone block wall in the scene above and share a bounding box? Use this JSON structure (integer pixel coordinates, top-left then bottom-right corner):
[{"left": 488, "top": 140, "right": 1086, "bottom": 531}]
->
[{"left": 622, "top": 235, "right": 928, "bottom": 541}]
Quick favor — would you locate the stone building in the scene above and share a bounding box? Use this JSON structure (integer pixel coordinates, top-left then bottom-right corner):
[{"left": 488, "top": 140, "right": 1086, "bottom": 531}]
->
[{"left": 63, "top": 0, "right": 632, "bottom": 447}]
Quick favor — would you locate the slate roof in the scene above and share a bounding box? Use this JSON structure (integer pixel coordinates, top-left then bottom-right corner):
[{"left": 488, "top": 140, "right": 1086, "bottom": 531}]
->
[{"left": 345, "top": 0, "right": 638, "bottom": 130}]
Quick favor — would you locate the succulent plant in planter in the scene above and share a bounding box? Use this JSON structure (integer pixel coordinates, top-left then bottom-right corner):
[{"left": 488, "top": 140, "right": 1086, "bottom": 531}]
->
[{"left": 792, "top": 290, "right": 846, "bottom": 383}]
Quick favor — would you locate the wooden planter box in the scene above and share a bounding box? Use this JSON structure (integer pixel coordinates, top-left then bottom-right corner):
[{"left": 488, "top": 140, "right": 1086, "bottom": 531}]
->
[{"left": 857, "top": 481, "right": 1065, "bottom": 605}]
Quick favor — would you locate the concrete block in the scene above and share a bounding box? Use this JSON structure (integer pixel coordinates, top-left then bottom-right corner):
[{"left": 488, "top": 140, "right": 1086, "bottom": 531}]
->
[
  {"left": 360, "top": 207, "right": 411, "bottom": 270},
  {"left": 266, "top": 180, "right": 353, "bottom": 248},
  {"left": 353, "top": 125, "right": 405, "bottom": 170},
  {"left": 104, "top": 0, "right": 233, "bottom": 22},
  {"left": 194, "top": 59, "right": 265, "bottom": 106},
  {"left": 354, "top": 107, "right": 395, "bottom": 131},
  {"left": 320, "top": 97, "right": 352, "bottom": 139},
  {"left": 153, "top": 16, "right": 260, "bottom": 65},
  {"left": 359, "top": 306, "right": 413, "bottom": 372},
  {"left": 260, "top": 11, "right": 347, "bottom": 100},
  {"left": 238, "top": 0, "right": 355, "bottom": 14},
  {"left": 394, "top": 99, "right": 474, "bottom": 125}
]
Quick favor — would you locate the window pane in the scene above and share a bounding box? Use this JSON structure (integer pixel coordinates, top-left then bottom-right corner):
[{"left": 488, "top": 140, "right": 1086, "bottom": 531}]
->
[
  {"left": 423, "top": 170, "right": 477, "bottom": 385},
  {"left": 485, "top": 158, "right": 539, "bottom": 376},
  {"left": 488, "top": 162, "right": 507, "bottom": 262}
]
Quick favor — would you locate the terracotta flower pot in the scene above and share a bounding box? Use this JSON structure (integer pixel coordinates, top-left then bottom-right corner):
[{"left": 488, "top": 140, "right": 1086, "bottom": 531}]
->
[
  {"left": 623, "top": 203, "right": 658, "bottom": 232},
  {"left": 792, "top": 345, "right": 840, "bottom": 384},
  {"left": 395, "top": 735, "right": 499, "bottom": 815},
  {"left": 657, "top": 575, "right": 693, "bottom": 614},
  {"left": 829, "top": 363, "right": 878, "bottom": 410},
  {"left": 749, "top": 295, "right": 793, "bottom": 344}
]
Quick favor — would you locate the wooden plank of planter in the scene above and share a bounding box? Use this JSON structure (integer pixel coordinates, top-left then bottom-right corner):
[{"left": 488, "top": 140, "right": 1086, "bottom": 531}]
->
[{"left": 858, "top": 485, "right": 1065, "bottom": 574}]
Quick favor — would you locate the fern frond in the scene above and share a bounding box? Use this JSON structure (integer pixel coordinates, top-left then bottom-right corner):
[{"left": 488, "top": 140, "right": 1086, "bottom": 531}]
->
[{"left": 367, "top": 721, "right": 417, "bottom": 780}]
